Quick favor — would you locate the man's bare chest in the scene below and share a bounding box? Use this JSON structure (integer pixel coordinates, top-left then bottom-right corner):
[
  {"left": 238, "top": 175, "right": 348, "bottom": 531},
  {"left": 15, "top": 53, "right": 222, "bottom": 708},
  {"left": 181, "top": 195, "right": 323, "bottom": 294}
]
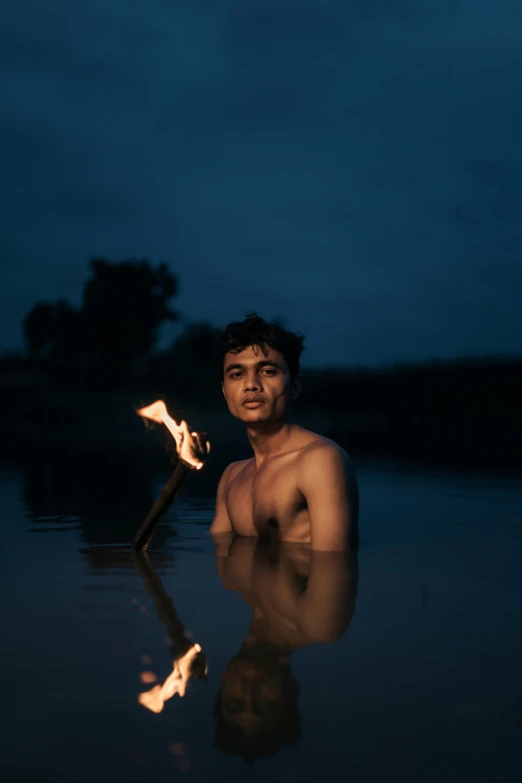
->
[{"left": 226, "top": 458, "right": 309, "bottom": 540}]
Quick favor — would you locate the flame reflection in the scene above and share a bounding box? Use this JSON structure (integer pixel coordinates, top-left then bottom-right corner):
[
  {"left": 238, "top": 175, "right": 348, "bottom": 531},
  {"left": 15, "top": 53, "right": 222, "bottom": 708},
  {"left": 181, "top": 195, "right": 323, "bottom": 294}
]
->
[
  {"left": 132, "top": 551, "right": 207, "bottom": 714},
  {"left": 138, "top": 644, "right": 202, "bottom": 713}
]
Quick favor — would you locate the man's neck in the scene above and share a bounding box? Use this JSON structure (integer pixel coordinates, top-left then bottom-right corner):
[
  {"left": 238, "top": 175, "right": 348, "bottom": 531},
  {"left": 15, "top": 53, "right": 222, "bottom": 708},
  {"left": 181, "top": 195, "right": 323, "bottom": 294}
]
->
[
  {"left": 244, "top": 619, "right": 297, "bottom": 657},
  {"left": 246, "top": 419, "right": 296, "bottom": 465}
]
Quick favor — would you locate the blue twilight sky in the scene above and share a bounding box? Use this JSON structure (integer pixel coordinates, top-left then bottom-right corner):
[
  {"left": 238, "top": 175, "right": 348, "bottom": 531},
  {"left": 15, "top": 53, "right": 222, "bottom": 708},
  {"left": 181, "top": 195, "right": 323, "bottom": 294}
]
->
[{"left": 1, "top": 0, "right": 521, "bottom": 367}]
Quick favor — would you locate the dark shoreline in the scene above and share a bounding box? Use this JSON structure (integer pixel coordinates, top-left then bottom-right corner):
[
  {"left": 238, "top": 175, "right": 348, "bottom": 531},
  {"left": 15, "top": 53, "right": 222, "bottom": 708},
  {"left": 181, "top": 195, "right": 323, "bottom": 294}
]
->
[{"left": 2, "top": 355, "right": 522, "bottom": 474}]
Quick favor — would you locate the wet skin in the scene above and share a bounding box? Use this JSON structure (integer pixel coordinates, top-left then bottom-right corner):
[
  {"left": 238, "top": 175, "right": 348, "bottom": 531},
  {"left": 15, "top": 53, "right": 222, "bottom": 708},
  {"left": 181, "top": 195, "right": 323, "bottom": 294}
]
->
[{"left": 210, "top": 344, "right": 358, "bottom": 550}]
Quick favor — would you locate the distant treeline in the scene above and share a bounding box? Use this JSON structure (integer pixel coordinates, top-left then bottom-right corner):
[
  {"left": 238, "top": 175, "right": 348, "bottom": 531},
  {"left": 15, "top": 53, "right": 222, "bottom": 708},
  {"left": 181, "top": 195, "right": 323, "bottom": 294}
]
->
[
  {"left": 1, "top": 258, "right": 521, "bottom": 468},
  {"left": 298, "top": 358, "right": 522, "bottom": 466}
]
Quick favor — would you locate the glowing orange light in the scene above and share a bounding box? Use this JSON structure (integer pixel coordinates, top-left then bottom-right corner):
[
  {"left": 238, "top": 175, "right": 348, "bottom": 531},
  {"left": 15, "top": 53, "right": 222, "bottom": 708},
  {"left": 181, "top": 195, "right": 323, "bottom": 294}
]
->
[
  {"left": 137, "top": 400, "right": 209, "bottom": 469},
  {"left": 169, "top": 743, "right": 188, "bottom": 756},
  {"left": 139, "top": 671, "right": 158, "bottom": 684},
  {"left": 138, "top": 644, "right": 204, "bottom": 714}
]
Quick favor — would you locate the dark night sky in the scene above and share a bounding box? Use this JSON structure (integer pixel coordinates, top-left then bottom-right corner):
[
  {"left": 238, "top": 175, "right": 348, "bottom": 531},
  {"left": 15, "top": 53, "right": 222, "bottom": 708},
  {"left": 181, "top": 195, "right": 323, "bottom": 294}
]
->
[{"left": 1, "top": 0, "right": 521, "bottom": 366}]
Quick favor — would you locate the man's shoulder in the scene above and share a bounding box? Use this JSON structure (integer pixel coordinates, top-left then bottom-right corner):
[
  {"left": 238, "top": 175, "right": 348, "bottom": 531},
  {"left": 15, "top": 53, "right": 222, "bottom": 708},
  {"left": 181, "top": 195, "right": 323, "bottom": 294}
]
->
[
  {"left": 298, "top": 435, "right": 354, "bottom": 474},
  {"left": 221, "top": 458, "right": 252, "bottom": 484},
  {"left": 296, "top": 435, "right": 358, "bottom": 509}
]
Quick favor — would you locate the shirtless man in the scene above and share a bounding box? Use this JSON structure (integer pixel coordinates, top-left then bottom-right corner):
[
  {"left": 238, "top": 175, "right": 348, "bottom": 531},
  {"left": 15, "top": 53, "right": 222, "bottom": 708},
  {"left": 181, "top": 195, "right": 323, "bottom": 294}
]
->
[{"left": 210, "top": 313, "right": 358, "bottom": 550}]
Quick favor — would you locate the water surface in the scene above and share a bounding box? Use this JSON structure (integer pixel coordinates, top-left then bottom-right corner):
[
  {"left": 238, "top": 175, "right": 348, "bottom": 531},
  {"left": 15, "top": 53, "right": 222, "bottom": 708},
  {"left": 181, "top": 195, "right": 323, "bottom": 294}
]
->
[{"left": 2, "top": 455, "right": 522, "bottom": 782}]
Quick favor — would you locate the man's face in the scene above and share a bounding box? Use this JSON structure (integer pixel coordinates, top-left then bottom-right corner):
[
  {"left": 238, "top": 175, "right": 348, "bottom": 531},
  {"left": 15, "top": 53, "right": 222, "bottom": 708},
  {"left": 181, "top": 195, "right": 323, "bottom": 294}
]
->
[
  {"left": 222, "top": 344, "right": 297, "bottom": 425},
  {"left": 219, "top": 656, "right": 288, "bottom": 737}
]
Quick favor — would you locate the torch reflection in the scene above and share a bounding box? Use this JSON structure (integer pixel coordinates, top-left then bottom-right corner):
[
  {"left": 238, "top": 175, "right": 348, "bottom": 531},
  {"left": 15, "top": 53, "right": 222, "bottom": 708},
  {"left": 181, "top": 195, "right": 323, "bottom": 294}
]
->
[
  {"left": 132, "top": 551, "right": 207, "bottom": 713},
  {"left": 138, "top": 643, "right": 203, "bottom": 713}
]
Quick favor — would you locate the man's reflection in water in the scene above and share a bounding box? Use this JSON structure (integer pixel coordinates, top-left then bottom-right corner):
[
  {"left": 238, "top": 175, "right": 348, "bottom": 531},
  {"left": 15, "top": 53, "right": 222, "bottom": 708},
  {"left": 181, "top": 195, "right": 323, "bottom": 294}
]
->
[{"left": 213, "top": 536, "right": 358, "bottom": 760}]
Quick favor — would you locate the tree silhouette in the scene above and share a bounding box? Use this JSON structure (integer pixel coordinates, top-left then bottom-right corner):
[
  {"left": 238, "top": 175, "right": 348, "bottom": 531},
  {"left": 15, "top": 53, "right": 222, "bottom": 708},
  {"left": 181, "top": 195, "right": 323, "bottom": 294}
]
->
[
  {"left": 167, "top": 322, "right": 220, "bottom": 372},
  {"left": 23, "top": 300, "right": 79, "bottom": 361},
  {"left": 22, "top": 259, "right": 179, "bottom": 381},
  {"left": 81, "top": 259, "right": 178, "bottom": 367},
  {"left": 157, "top": 321, "right": 222, "bottom": 400}
]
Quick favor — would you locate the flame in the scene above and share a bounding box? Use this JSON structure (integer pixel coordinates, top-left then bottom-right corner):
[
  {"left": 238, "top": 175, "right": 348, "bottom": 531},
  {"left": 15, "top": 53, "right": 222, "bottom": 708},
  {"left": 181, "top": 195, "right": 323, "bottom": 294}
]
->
[
  {"left": 138, "top": 644, "right": 203, "bottom": 713},
  {"left": 137, "top": 400, "right": 209, "bottom": 469}
]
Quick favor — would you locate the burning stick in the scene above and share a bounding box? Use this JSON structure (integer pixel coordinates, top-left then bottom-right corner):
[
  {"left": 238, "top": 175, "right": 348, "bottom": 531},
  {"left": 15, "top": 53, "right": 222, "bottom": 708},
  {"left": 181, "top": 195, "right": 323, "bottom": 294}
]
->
[{"left": 131, "top": 400, "right": 210, "bottom": 551}]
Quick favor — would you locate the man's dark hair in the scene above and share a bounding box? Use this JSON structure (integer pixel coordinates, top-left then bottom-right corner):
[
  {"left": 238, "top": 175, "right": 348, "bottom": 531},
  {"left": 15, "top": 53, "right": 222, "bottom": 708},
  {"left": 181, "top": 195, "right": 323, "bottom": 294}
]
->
[
  {"left": 213, "top": 688, "right": 302, "bottom": 762},
  {"left": 217, "top": 313, "right": 305, "bottom": 379}
]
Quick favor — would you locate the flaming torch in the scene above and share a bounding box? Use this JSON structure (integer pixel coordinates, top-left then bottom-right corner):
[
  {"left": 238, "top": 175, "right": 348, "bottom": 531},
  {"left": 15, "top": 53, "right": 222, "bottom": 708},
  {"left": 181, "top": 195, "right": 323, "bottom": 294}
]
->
[{"left": 131, "top": 400, "right": 210, "bottom": 551}]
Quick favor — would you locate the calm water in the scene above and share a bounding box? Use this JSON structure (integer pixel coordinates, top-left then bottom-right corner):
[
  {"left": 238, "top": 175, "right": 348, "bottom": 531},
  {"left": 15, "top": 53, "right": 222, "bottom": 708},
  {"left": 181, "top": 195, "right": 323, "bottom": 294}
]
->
[{"left": 2, "top": 453, "right": 522, "bottom": 782}]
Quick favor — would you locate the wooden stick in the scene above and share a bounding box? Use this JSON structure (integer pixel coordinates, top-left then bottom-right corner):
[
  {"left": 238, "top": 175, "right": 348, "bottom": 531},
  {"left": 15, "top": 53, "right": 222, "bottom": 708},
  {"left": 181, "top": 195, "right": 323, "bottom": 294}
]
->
[
  {"left": 132, "top": 550, "right": 191, "bottom": 657},
  {"left": 132, "top": 550, "right": 207, "bottom": 678},
  {"left": 131, "top": 459, "right": 193, "bottom": 551}
]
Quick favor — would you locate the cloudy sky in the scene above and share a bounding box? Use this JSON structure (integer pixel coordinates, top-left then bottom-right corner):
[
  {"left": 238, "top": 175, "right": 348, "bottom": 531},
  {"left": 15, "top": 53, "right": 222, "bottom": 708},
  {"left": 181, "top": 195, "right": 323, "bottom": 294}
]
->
[{"left": 1, "top": 0, "right": 521, "bottom": 366}]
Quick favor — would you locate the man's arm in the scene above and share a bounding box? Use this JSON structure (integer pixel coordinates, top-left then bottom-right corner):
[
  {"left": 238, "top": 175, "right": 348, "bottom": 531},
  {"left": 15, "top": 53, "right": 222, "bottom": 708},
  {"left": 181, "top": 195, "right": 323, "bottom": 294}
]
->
[
  {"left": 297, "top": 549, "right": 358, "bottom": 642},
  {"left": 209, "top": 462, "right": 236, "bottom": 536},
  {"left": 298, "top": 444, "right": 358, "bottom": 551}
]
